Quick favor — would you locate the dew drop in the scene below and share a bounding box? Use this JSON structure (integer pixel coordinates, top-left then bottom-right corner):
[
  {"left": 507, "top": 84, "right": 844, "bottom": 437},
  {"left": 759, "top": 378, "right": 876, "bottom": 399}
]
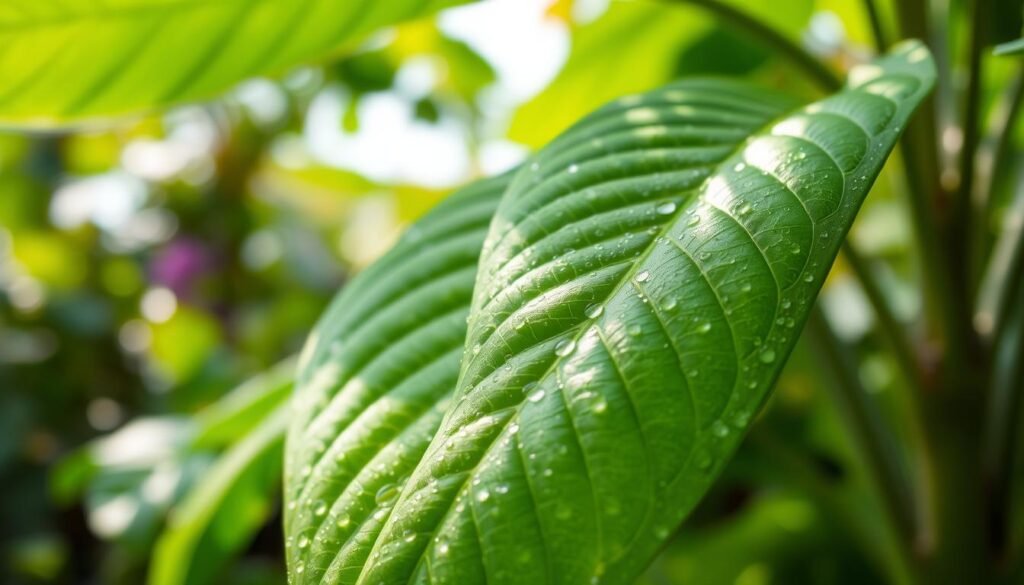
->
[
  {"left": 476, "top": 489, "right": 491, "bottom": 502},
  {"left": 568, "top": 164, "right": 579, "bottom": 174},
  {"left": 438, "top": 542, "right": 450, "bottom": 555},
  {"left": 803, "top": 273, "right": 814, "bottom": 283},
  {"left": 635, "top": 270, "right": 651, "bottom": 283},
  {"left": 655, "top": 201, "right": 677, "bottom": 215},
  {"left": 687, "top": 214, "right": 701, "bottom": 227},
  {"left": 554, "top": 339, "right": 577, "bottom": 357},
  {"left": 375, "top": 484, "right": 399, "bottom": 506},
  {"left": 593, "top": 400, "right": 608, "bottom": 414},
  {"left": 314, "top": 501, "right": 328, "bottom": 516},
  {"left": 660, "top": 296, "right": 678, "bottom": 311},
  {"left": 585, "top": 303, "right": 604, "bottom": 319},
  {"left": 711, "top": 420, "right": 730, "bottom": 438},
  {"left": 759, "top": 349, "right": 777, "bottom": 364},
  {"left": 627, "top": 324, "right": 643, "bottom": 337},
  {"left": 337, "top": 514, "right": 351, "bottom": 529},
  {"left": 733, "top": 162, "right": 746, "bottom": 172},
  {"left": 297, "top": 535, "right": 310, "bottom": 549},
  {"left": 696, "top": 321, "right": 712, "bottom": 334},
  {"left": 528, "top": 388, "right": 546, "bottom": 403}
]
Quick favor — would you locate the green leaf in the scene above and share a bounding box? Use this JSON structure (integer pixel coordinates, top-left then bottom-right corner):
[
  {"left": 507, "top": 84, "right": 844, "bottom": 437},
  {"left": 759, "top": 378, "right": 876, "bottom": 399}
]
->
[
  {"left": 285, "top": 173, "right": 510, "bottom": 583},
  {"left": 0, "top": 0, "right": 471, "bottom": 127},
  {"left": 191, "top": 358, "right": 296, "bottom": 451},
  {"left": 286, "top": 42, "right": 935, "bottom": 584},
  {"left": 150, "top": 407, "right": 287, "bottom": 585}
]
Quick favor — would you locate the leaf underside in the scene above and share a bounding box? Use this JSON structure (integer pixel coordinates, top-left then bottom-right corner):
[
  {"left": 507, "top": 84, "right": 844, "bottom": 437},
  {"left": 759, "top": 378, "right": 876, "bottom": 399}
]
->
[
  {"left": 0, "top": 0, "right": 466, "bottom": 127},
  {"left": 286, "top": 42, "right": 935, "bottom": 585}
]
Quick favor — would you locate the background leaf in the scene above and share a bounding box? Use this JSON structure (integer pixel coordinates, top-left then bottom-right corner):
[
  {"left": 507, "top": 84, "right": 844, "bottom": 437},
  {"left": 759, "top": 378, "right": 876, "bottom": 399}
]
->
[
  {"left": 150, "top": 407, "right": 288, "bottom": 585},
  {"left": 0, "top": 0, "right": 472, "bottom": 127}
]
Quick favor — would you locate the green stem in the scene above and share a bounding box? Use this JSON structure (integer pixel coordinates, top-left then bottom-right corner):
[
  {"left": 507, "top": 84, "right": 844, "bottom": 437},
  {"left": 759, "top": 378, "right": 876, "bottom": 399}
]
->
[
  {"left": 893, "top": 0, "right": 966, "bottom": 369},
  {"left": 806, "top": 308, "right": 919, "bottom": 553},
  {"left": 948, "top": 0, "right": 991, "bottom": 327},
  {"left": 983, "top": 276, "right": 1024, "bottom": 562},
  {"left": 841, "top": 242, "right": 921, "bottom": 393},
  {"left": 663, "top": 0, "right": 842, "bottom": 92},
  {"left": 861, "top": 0, "right": 889, "bottom": 52},
  {"left": 749, "top": 426, "right": 914, "bottom": 585},
  {"left": 972, "top": 66, "right": 1024, "bottom": 287},
  {"left": 976, "top": 166, "right": 1024, "bottom": 343}
]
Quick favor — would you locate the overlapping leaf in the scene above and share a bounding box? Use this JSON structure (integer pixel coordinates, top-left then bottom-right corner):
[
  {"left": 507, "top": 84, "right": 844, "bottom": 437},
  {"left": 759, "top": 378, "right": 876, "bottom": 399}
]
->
[
  {"left": 285, "top": 174, "right": 509, "bottom": 583},
  {"left": 0, "top": 0, "right": 470, "bottom": 127},
  {"left": 287, "top": 42, "right": 935, "bottom": 584}
]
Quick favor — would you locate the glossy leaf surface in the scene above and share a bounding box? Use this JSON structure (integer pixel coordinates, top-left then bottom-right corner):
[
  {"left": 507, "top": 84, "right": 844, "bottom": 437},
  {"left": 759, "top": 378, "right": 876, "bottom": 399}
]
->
[
  {"left": 285, "top": 174, "right": 510, "bottom": 583},
  {"left": 0, "top": 0, "right": 468, "bottom": 127},
  {"left": 287, "top": 42, "right": 935, "bottom": 585}
]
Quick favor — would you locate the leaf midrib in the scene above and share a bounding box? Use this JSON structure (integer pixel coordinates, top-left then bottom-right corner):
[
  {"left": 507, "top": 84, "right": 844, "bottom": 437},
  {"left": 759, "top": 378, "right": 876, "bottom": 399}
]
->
[{"left": 364, "top": 99, "right": 799, "bottom": 585}]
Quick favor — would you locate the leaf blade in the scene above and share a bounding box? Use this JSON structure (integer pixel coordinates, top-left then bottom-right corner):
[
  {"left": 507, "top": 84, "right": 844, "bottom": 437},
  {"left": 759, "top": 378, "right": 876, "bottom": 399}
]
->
[
  {"left": 0, "top": 0, "right": 470, "bottom": 127},
  {"left": 359, "top": 41, "right": 936, "bottom": 585},
  {"left": 284, "top": 174, "right": 511, "bottom": 584}
]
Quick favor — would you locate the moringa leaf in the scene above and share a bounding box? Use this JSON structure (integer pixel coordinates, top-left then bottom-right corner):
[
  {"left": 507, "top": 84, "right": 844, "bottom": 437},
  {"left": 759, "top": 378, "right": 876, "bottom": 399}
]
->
[
  {"left": 0, "top": 0, "right": 470, "bottom": 127},
  {"left": 286, "top": 41, "right": 935, "bottom": 584}
]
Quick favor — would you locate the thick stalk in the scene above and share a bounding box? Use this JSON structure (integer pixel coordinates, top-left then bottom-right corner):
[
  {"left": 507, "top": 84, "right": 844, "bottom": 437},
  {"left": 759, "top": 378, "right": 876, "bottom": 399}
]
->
[
  {"left": 806, "top": 309, "right": 919, "bottom": 549},
  {"left": 841, "top": 242, "right": 921, "bottom": 392},
  {"left": 894, "top": 0, "right": 967, "bottom": 368},
  {"left": 971, "top": 67, "right": 1024, "bottom": 288},
  {"left": 861, "top": 0, "right": 889, "bottom": 52},
  {"left": 951, "top": 0, "right": 990, "bottom": 304},
  {"left": 749, "top": 427, "right": 914, "bottom": 585},
  {"left": 983, "top": 280, "right": 1024, "bottom": 563}
]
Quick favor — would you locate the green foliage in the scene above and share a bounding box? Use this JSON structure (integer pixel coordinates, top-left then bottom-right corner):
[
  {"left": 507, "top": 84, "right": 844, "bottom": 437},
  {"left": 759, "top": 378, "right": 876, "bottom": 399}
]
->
[
  {"left": 0, "top": 0, "right": 470, "bottom": 127},
  {"left": 285, "top": 43, "right": 935, "bottom": 584},
  {"left": 151, "top": 407, "right": 288, "bottom": 585}
]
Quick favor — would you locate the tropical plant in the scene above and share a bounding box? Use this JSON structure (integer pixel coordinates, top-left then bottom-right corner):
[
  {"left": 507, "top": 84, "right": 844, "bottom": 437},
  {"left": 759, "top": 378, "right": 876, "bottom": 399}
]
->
[{"left": 4, "top": 1, "right": 1024, "bottom": 585}]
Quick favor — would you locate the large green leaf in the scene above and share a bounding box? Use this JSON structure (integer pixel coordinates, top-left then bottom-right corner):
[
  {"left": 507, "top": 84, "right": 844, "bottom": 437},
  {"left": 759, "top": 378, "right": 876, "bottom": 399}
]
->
[
  {"left": 286, "top": 42, "right": 934, "bottom": 584},
  {"left": 0, "top": 0, "right": 470, "bottom": 127},
  {"left": 285, "top": 173, "right": 510, "bottom": 583}
]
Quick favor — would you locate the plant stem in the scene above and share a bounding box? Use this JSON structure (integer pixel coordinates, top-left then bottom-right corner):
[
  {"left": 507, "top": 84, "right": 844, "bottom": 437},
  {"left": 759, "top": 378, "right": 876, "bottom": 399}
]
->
[
  {"left": 976, "top": 165, "right": 1024, "bottom": 343},
  {"left": 841, "top": 242, "right": 921, "bottom": 392},
  {"left": 662, "top": 0, "right": 842, "bottom": 92},
  {"left": 982, "top": 278, "right": 1024, "bottom": 562},
  {"left": 951, "top": 0, "right": 991, "bottom": 304},
  {"left": 971, "top": 66, "right": 1024, "bottom": 286},
  {"left": 861, "top": 0, "right": 889, "bottom": 52},
  {"left": 749, "top": 426, "right": 914, "bottom": 585},
  {"left": 893, "top": 0, "right": 968, "bottom": 371},
  {"left": 806, "top": 308, "right": 919, "bottom": 552}
]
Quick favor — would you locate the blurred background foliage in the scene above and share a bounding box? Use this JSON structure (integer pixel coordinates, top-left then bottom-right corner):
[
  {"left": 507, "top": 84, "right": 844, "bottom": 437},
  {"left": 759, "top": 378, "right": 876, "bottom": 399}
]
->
[{"left": 0, "top": 0, "right": 1021, "bottom": 584}]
